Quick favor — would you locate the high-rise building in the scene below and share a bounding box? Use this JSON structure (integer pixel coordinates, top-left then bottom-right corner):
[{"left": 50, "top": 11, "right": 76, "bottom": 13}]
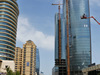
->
[
  {"left": 64, "top": 0, "right": 91, "bottom": 75},
  {"left": 15, "top": 47, "right": 22, "bottom": 74},
  {"left": 36, "top": 48, "right": 40, "bottom": 75},
  {"left": 21, "top": 40, "right": 36, "bottom": 75},
  {"left": 53, "top": 0, "right": 91, "bottom": 75},
  {"left": 54, "top": 13, "right": 66, "bottom": 75},
  {"left": 0, "top": 0, "right": 19, "bottom": 60},
  {"left": 15, "top": 41, "right": 40, "bottom": 75}
]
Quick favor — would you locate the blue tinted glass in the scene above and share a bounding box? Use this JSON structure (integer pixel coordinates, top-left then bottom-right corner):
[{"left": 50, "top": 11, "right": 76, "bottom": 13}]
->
[
  {"left": 0, "top": 26, "right": 16, "bottom": 33},
  {"left": 0, "top": 37, "right": 15, "bottom": 44},
  {"left": 0, "top": 0, "right": 18, "bottom": 60},
  {"left": 63, "top": 0, "right": 91, "bottom": 71},
  {"left": 0, "top": 30, "right": 15, "bottom": 38},
  {"left": 0, "top": 22, "right": 16, "bottom": 29},
  {"left": 0, "top": 45, "right": 14, "bottom": 50},
  {"left": 36, "top": 49, "right": 40, "bottom": 75},
  {"left": 0, "top": 33, "right": 15, "bottom": 40},
  {"left": 0, "top": 49, "right": 14, "bottom": 54},
  {"left": 27, "top": 62, "right": 29, "bottom": 66}
]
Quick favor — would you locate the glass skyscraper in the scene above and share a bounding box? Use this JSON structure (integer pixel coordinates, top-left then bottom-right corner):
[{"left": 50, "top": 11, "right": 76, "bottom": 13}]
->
[
  {"left": 63, "top": 0, "right": 91, "bottom": 75},
  {"left": 36, "top": 48, "right": 40, "bottom": 75},
  {"left": 54, "top": 13, "right": 66, "bottom": 75},
  {"left": 53, "top": 0, "right": 91, "bottom": 75},
  {"left": 55, "top": 13, "right": 66, "bottom": 60},
  {"left": 0, "top": 0, "right": 19, "bottom": 60}
]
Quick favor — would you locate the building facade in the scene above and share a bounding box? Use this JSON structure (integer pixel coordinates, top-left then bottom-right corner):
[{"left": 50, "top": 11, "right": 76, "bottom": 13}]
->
[
  {"left": 0, "top": 0, "right": 19, "bottom": 60},
  {"left": 15, "top": 40, "right": 40, "bottom": 75},
  {"left": 21, "top": 40, "right": 36, "bottom": 75},
  {"left": 53, "top": 0, "right": 91, "bottom": 75},
  {"left": 82, "top": 64, "right": 100, "bottom": 75},
  {"left": 63, "top": 0, "right": 91, "bottom": 75},
  {"left": 36, "top": 48, "right": 40, "bottom": 75},
  {"left": 15, "top": 47, "right": 22, "bottom": 74},
  {"left": 54, "top": 13, "right": 66, "bottom": 75}
]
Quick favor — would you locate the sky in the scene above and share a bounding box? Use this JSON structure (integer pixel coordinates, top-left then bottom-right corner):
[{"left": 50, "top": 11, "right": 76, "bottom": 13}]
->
[{"left": 16, "top": 0, "right": 100, "bottom": 75}]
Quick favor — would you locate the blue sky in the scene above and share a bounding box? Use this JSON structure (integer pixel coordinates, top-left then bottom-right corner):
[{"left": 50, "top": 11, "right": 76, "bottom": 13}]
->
[{"left": 16, "top": 0, "right": 100, "bottom": 75}]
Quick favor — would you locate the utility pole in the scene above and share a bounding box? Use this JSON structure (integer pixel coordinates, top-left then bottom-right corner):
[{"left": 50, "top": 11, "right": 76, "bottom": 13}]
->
[
  {"left": 66, "top": 0, "right": 70, "bottom": 75},
  {"left": 52, "top": 3, "right": 63, "bottom": 64}
]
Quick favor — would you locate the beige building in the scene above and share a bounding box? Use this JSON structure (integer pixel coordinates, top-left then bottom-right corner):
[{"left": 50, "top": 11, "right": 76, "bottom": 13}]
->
[
  {"left": 82, "top": 64, "right": 100, "bottom": 75},
  {"left": 15, "top": 47, "right": 22, "bottom": 73},
  {"left": 21, "top": 40, "right": 36, "bottom": 75},
  {"left": 15, "top": 40, "right": 36, "bottom": 75}
]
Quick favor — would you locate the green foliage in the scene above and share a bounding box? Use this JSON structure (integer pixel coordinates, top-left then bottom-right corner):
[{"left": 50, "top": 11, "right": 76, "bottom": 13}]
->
[
  {"left": 15, "top": 71, "right": 20, "bottom": 75},
  {"left": 6, "top": 67, "right": 20, "bottom": 75}
]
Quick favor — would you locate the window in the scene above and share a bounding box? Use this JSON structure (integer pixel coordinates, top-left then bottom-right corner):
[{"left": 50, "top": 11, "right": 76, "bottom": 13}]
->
[{"left": 27, "top": 62, "right": 29, "bottom": 66}]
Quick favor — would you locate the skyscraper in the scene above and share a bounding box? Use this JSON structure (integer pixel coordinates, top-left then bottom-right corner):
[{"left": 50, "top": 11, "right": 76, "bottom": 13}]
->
[
  {"left": 53, "top": 0, "right": 91, "bottom": 75},
  {"left": 36, "top": 48, "right": 40, "bottom": 75},
  {"left": 54, "top": 13, "right": 66, "bottom": 75},
  {"left": 65, "top": 0, "right": 91, "bottom": 74},
  {"left": 0, "top": 0, "right": 19, "bottom": 60},
  {"left": 21, "top": 40, "right": 36, "bottom": 75}
]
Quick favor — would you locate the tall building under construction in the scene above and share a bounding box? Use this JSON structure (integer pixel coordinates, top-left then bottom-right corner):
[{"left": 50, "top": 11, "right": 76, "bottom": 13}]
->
[
  {"left": 53, "top": 13, "right": 66, "bottom": 75},
  {"left": 53, "top": 0, "right": 91, "bottom": 75}
]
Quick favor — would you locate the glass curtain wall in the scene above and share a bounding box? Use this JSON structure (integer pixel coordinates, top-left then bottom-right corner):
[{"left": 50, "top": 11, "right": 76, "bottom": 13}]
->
[
  {"left": 63, "top": 0, "right": 91, "bottom": 74},
  {"left": 0, "top": 0, "right": 19, "bottom": 60},
  {"left": 36, "top": 48, "right": 40, "bottom": 75}
]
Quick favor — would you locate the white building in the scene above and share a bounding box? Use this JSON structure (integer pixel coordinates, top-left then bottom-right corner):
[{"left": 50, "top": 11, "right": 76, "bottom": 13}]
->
[{"left": 0, "top": 60, "right": 15, "bottom": 74}]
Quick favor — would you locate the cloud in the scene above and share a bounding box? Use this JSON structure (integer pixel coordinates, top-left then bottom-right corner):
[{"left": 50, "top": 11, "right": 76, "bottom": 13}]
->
[
  {"left": 16, "top": 16, "right": 54, "bottom": 51},
  {"left": 53, "top": 0, "right": 63, "bottom": 3},
  {"left": 90, "top": 0, "right": 100, "bottom": 6}
]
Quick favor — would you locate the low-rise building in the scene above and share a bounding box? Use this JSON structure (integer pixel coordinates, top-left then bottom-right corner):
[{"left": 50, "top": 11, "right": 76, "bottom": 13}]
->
[
  {"left": 82, "top": 64, "right": 100, "bottom": 75},
  {"left": 0, "top": 60, "right": 15, "bottom": 74}
]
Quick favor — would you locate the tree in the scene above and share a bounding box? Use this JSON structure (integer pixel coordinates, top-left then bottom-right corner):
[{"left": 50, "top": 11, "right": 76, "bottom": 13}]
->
[
  {"left": 6, "top": 67, "right": 13, "bottom": 75},
  {"left": 15, "top": 71, "right": 20, "bottom": 75},
  {"left": 6, "top": 67, "right": 20, "bottom": 75}
]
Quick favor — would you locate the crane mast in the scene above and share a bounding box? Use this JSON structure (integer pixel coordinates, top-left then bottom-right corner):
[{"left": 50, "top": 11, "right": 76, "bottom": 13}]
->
[
  {"left": 52, "top": 1, "right": 71, "bottom": 75},
  {"left": 66, "top": 0, "right": 70, "bottom": 75},
  {"left": 52, "top": 3, "right": 62, "bottom": 64}
]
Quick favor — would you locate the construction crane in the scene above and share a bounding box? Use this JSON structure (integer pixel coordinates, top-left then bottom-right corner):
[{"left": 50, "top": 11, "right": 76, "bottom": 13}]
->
[
  {"left": 81, "top": 14, "right": 100, "bottom": 25},
  {"left": 52, "top": 3, "right": 63, "bottom": 64},
  {"left": 66, "top": 0, "right": 70, "bottom": 75},
  {"left": 52, "top": 1, "right": 71, "bottom": 75}
]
